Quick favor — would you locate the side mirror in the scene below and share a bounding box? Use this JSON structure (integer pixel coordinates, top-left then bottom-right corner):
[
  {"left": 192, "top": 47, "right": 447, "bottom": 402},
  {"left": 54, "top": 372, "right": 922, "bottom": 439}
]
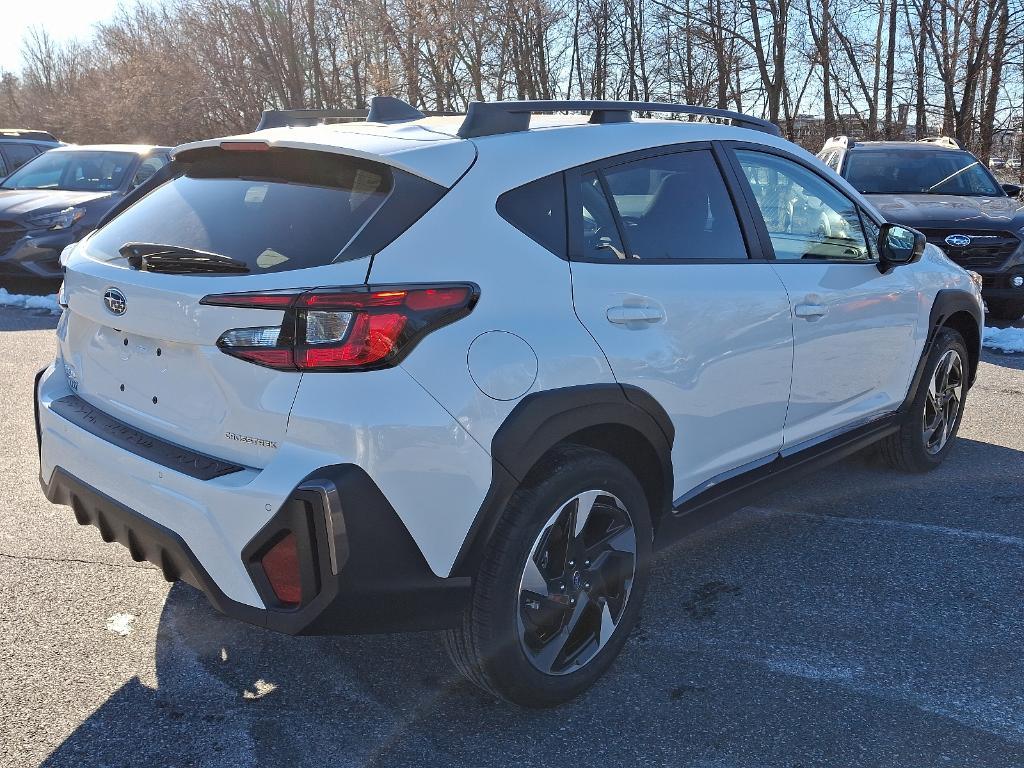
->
[
  {"left": 1001, "top": 183, "right": 1022, "bottom": 199},
  {"left": 878, "top": 223, "right": 926, "bottom": 271}
]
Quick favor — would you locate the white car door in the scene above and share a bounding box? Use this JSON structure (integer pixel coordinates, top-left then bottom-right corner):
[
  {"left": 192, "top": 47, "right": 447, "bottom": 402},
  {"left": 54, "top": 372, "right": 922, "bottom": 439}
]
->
[
  {"left": 726, "top": 146, "right": 921, "bottom": 447},
  {"left": 568, "top": 144, "right": 795, "bottom": 502}
]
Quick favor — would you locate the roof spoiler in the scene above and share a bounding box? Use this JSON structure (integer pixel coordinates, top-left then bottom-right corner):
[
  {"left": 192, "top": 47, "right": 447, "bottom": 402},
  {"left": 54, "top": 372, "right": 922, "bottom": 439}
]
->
[{"left": 456, "top": 100, "right": 781, "bottom": 138}]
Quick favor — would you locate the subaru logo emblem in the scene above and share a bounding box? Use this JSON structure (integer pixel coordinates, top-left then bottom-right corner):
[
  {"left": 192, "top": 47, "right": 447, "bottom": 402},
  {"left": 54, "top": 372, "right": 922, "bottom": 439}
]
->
[
  {"left": 944, "top": 234, "right": 972, "bottom": 248},
  {"left": 103, "top": 288, "right": 127, "bottom": 316}
]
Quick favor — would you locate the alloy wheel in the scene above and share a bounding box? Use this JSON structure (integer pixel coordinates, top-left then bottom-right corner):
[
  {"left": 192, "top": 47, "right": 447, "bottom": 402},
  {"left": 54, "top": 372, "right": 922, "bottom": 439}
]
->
[
  {"left": 923, "top": 348, "right": 964, "bottom": 455},
  {"left": 516, "top": 490, "right": 637, "bottom": 676}
]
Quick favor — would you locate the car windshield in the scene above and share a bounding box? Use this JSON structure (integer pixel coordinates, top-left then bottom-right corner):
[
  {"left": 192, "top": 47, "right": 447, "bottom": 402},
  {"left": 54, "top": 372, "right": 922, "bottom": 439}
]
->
[
  {"left": 1, "top": 150, "right": 136, "bottom": 192},
  {"left": 845, "top": 149, "right": 1003, "bottom": 196}
]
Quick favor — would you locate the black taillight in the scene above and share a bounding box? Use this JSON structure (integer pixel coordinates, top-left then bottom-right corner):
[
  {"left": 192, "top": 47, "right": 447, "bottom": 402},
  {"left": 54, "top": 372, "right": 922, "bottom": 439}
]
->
[{"left": 200, "top": 283, "right": 478, "bottom": 371}]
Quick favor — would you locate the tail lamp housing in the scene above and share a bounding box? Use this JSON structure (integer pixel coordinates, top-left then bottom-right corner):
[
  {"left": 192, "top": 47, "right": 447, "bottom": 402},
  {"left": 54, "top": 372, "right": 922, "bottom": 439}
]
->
[{"left": 201, "top": 283, "right": 479, "bottom": 372}]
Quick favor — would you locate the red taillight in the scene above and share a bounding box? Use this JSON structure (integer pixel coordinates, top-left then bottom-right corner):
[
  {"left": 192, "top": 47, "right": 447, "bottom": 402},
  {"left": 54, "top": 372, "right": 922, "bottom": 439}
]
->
[
  {"left": 202, "top": 283, "right": 477, "bottom": 372},
  {"left": 260, "top": 532, "right": 302, "bottom": 606},
  {"left": 201, "top": 291, "right": 297, "bottom": 308}
]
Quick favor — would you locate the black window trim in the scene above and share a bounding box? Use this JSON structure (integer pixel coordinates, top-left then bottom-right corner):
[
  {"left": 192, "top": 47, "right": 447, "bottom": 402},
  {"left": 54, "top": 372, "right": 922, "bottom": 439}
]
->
[
  {"left": 720, "top": 140, "right": 883, "bottom": 266},
  {"left": 565, "top": 140, "right": 770, "bottom": 265}
]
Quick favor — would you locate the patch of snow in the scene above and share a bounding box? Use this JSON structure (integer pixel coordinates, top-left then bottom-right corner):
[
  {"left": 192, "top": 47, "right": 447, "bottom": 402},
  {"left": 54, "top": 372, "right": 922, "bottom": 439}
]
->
[
  {"left": 0, "top": 288, "right": 61, "bottom": 315},
  {"left": 105, "top": 613, "right": 136, "bottom": 637},
  {"left": 983, "top": 325, "right": 1024, "bottom": 354}
]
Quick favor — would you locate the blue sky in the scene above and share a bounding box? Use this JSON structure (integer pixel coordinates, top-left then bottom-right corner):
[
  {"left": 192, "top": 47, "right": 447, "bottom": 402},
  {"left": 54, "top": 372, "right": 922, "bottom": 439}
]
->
[{"left": 0, "top": 0, "right": 125, "bottom": 73}]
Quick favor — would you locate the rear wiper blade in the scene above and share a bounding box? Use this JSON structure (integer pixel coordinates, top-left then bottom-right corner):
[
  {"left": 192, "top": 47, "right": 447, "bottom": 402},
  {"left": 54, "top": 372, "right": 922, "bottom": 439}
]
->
[{"left": 119, "top": 242, "right": 250, "bottom": 274}]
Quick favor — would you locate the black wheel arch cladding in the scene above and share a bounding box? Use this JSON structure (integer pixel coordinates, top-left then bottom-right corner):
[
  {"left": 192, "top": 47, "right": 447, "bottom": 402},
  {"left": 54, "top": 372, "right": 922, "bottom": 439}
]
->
[{"left": 450, "top": 383, "right": 674, "bottom": 578}]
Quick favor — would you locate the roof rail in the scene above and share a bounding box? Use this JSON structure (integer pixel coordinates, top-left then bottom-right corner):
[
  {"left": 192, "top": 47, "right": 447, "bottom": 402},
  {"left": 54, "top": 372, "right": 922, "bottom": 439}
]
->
[
  {"left": 0, "top": 128, "right": 59, "bottom": 142},
  {"left": 255, "top": 96, "right": 458, "bottom": 131},
  {"left": 256, "top": 108, "right": 368, "bottom": 131},
  {"left": 917, "top": 136, "right": 965, "bottom": 150},
  {"left": 822, "top": 135, "right": 856, "bottom": 149},
  {"left": 456, "top": 100, "right": 781, "bottom": 139}
]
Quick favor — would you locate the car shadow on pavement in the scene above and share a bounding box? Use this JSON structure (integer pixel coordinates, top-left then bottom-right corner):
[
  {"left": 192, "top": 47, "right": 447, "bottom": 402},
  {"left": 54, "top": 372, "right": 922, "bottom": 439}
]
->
[
  {"left": 41, "top": 437, "right": 1024, "bottom": 768},
  {"left": 982, "top": 348, "right": 1024, "bottom": 371}
]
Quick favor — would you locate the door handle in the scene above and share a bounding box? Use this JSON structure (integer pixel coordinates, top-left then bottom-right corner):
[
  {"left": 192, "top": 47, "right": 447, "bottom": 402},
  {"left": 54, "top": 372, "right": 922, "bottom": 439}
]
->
[
  {"left": 794, "top": 303, "right": 828, "bottom": 319},
  {"left": 607, "top": 306, "right": 665, "bottom": 324}
]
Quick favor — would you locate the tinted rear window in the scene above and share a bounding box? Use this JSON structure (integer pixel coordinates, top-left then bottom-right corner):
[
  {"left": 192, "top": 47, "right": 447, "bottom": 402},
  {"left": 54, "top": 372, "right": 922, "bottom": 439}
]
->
[
  {"left": 88, "top": 149, "right": 397, "bottom": 273},
  {"left": 497, "top": 173, "right": 567, "bottom": 257}
]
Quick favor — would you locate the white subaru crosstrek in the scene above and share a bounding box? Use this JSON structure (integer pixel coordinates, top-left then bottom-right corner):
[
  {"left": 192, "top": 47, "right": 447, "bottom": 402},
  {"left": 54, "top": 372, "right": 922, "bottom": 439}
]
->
[{"left": 35, "top": 97, "right": 983, "bottom": 706}]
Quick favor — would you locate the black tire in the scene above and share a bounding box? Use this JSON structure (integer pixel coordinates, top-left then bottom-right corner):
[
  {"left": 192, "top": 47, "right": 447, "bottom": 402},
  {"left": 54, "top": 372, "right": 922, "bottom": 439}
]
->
[
  {"left": 880, "top": 327, "right": 969, "bottom": 472},
  {"left": 445, "top": 444, "right": 652, "bottom": 707},
  {"left": 986, "top": 298, "right": 1024, "bottom": 323}
]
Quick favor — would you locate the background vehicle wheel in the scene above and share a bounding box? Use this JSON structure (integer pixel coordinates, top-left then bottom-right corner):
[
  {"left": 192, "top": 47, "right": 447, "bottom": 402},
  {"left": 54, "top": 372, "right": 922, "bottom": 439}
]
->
[
  {"left": 880, "top": 327, "right": 969, "bottom": 472},
  {"left": 986, "top": 298, "right": 1024, "bottom": 323},
  {"left": 445, "top": 444, "right": 652, "bottom": 707}
]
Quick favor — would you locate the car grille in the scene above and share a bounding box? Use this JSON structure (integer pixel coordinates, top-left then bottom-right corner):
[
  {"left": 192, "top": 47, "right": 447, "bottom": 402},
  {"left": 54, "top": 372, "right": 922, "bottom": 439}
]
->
[
  {"left": 0, "top": 220, "right": 25, "bottom": 253},
  {"left": 918, "top": 228, "right": 1021, "bottom": 269}
]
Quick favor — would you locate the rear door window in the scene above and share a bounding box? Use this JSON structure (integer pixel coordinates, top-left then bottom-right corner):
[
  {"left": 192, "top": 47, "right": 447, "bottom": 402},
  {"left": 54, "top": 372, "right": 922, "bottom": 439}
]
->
[
  {"left": 131, "top": 154, "right": 169, "bottom": 189},
  {"left": 87, "top": 149, "right": 439, "bottom": 273},
  {"left": 596, "top": 149, "right": 748, "bottom": 260}
]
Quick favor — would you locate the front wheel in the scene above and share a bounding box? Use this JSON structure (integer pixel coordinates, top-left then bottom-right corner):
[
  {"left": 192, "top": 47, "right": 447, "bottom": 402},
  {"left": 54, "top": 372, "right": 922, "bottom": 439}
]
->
[
  {"left": 445, "top": 445, "right": 652, "bottom": 707},
  {"left": 880, "top": 327, "right": 969, "bottom": 472}
]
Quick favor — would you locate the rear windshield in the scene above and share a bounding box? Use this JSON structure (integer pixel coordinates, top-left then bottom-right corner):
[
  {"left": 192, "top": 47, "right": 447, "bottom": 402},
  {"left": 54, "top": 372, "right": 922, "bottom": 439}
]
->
[
  {"left": 87, "top": 149, "right": 397, "bottom": 273},
  {"left": 845, "top": 149, "right": 1003, "bottom": 197}
]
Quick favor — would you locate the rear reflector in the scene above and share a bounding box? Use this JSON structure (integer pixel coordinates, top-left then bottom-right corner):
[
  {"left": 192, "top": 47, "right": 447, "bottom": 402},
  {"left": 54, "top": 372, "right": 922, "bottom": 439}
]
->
[
  {"left": 261, "top": 532, "right": 302, "bottom": 606},
  {"left": 202, "top": 283, "right": 478, "bottom": 372}
]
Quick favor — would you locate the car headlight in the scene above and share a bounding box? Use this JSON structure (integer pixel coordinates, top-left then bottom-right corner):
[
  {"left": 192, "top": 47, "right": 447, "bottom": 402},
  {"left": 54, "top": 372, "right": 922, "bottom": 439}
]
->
[
  {"left": 25, "top": 206, "right": 86, "bottom": 231},
  {"left": 967, "top": 270, "right": 984, "bottom": 290}
]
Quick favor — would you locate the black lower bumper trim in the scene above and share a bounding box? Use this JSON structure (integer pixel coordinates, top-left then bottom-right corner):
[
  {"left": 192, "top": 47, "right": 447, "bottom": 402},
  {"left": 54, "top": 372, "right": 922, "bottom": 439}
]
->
[
  {"left": 49, "top": 395, "right": 244, "bottom": 481},
  {"left": 43, "top": 467, "right": 265, "bottom": 626},
  {"left": 41, "top": 465, "right": 472, "bottom": 635}
]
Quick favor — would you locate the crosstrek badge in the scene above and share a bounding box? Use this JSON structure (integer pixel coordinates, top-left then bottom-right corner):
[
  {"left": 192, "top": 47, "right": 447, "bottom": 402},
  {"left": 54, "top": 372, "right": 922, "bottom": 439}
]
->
[{"left": 225, "top": 431, "right": 278, "bottom": 449}]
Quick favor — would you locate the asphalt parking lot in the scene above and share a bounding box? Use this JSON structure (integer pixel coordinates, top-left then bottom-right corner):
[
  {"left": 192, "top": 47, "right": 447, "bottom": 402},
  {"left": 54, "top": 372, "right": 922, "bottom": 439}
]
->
[{"left": 2, "top": 305, "right": 1024, "bottom": 768}]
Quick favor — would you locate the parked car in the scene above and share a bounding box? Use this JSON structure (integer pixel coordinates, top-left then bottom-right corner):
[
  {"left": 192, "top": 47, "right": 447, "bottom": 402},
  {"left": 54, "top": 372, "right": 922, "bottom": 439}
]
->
[
  {"left": 36, "top": 98, "right": 982, "bottom": 706},
  {"left": 0, "top": 128, "right": 62, "bottom": 177},
  {"left": 820, "top": 136, "right": 1024, "bottom": 321},
  {"left": 0, "top": 144, "right": 171, "bottom": 283}
]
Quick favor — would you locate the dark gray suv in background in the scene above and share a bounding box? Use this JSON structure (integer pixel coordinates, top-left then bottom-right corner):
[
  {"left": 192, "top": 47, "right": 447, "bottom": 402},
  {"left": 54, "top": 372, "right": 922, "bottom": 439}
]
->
[
  {"left": 0, "top": 129, "right": 62, "bottom": 177},
  {"left": 820, "top": 136, "right": 1024, "bottom": 321},
  {"left": 0, "top": 144, "right": 170, "bottom": 286}
]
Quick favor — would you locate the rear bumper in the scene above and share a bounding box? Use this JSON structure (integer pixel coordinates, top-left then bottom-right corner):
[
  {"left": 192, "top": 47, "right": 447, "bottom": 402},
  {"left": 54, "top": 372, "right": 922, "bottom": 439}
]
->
[{"left": 35, "top": 366, "right": 472, "bottom": 635}]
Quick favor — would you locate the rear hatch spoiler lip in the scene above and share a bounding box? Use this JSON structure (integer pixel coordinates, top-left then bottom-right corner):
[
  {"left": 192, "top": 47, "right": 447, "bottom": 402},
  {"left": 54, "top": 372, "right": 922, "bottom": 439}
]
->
[{"left": 171, "top": 134, "right": 476, "bottom": 188}]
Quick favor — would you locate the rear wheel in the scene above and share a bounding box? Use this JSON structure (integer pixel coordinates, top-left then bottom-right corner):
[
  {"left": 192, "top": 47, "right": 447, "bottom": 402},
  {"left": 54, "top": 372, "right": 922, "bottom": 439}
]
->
[
  {"left": 445, "top": 445, "right": 651, "bottom": 707},
  {"left": 986, "top": 298, "right": 1024, "bottom": 323},
  {"left": 880, "top": 327, "right": 968, "bottom": 472}
]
